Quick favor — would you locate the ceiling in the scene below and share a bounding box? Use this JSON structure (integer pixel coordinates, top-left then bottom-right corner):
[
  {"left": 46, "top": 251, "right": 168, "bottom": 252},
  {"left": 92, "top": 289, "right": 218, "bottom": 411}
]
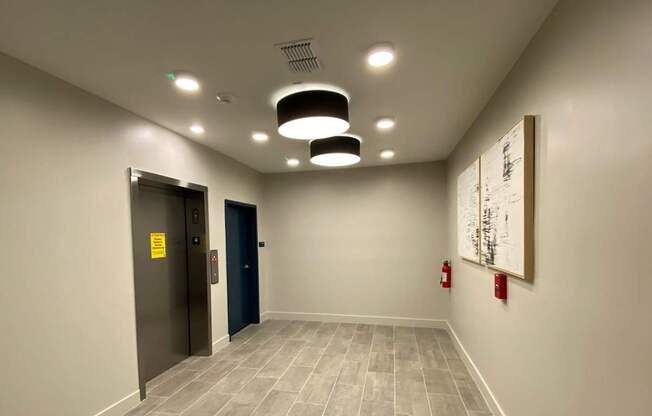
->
[{"left": 0, "top": 0, "right": 556, "bottom": 172}]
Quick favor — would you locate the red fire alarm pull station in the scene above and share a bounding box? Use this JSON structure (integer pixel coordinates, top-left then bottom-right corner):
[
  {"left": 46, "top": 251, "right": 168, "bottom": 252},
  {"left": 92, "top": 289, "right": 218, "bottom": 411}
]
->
[
  {"left": 441, "top": 260, "right": 451, "bottom": 288},
  {"left": 494, "top": 273, "right": 507, "bottom": 300}
]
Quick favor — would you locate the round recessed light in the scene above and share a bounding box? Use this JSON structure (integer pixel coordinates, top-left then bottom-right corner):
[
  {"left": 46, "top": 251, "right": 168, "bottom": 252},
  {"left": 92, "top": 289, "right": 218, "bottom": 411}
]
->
[
  {"left": 251, "top": 131, "right": 269, "bottom": 142},
  {"left": 286, "top": 158, "right": 300, "bottom": 167},
  {"left": 380, "top": 149, "right": 395, "bottom": 160},
  {"left": 375, "top": 117, "right": 396, "bottom": 131},
  {"left": 190, "top": 124, "right": 205, "bottom": 134},
  {"left": 168, "top": 71, "right": 200, "bottom": 92},
  {"left": 310, "top": 135, "right": 361, "bottom": 167},
  {"left": 367, "top": 44, "right": 395, "bottom": 67},
  {"left": 276, "top": 89, "right": 350, "bottom": 140}
]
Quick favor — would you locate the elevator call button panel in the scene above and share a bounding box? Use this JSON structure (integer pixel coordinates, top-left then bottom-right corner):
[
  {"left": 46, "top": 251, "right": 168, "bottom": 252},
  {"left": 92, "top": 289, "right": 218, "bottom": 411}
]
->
[{"left": 210, "top": 249, "right": 219, "bottom": 284}]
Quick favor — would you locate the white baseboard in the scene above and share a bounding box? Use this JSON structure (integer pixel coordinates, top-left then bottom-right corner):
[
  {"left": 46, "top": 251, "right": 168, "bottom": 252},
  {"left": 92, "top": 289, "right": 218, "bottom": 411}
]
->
[
  {"left": 262, "top": 310, "right": 447, "bottom": 329},
  {"left": 212, "top": 334, "right": 230, "bottom": 354},
  {"left": 93, "top": 390, "right": 140, "bottom": 416},
  {"left": 94, "top": 335, "right": 230, "bottom": 416},
  {"left": 446, "top": 322, "right": 505, "bottom": 416},
  {"left": 260, "top": 311, "right": 272, "bottom": 322}
]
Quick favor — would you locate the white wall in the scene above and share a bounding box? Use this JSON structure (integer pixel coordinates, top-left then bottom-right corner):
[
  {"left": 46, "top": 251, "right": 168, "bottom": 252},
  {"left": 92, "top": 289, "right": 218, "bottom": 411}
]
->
[
  {"left": 0, "top": 53, "right": 267, "bottom": 416},
  {"left": 263, "top": 162, "right": 449, "bottom": 322},
  {"left": 445, "top": 1, "right": 652, "bottom": 415}
]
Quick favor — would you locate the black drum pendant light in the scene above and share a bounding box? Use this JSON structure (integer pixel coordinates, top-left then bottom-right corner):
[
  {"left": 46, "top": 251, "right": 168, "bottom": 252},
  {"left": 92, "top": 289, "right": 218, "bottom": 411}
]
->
[
  {"left": 276, "top": 90, "right": 350, "bottom": 140},
  {"left": 310, "top": 135, "right": 361, "bottom": 167}
]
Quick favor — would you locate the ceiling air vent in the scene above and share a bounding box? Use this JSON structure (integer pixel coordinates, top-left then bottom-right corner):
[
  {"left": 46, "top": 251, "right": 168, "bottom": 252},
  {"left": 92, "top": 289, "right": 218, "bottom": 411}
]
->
[{"left": 276, "top": 38, "right": 321, "bottom": 73}]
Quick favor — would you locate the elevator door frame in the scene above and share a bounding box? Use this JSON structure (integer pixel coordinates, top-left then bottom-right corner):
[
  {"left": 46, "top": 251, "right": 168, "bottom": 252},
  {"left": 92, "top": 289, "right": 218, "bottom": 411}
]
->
[{"left": 129, "top": 168, "right": 212, "bottom": 400}]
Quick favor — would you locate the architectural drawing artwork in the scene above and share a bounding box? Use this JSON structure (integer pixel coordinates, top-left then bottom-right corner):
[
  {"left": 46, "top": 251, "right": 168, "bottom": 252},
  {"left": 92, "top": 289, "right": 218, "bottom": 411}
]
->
[
  {"left": 457, "top": 159, "right": 480, "bottom": 262},
  {"left": 481, "top": 120, "right": 526, "bottom": 275}
]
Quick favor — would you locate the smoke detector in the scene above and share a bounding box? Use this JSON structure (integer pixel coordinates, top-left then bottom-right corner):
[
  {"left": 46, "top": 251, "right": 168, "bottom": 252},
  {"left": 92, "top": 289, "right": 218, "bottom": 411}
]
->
[
  {"left": 276, "top": 38, "right": 321, "bottom": 73},
  {"left": 215, "top": 93, "right": 234, "bottom": 104}
]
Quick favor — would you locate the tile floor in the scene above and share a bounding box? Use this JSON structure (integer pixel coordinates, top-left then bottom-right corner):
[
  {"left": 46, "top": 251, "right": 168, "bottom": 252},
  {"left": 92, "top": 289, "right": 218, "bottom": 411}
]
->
[{"left": 123, "top": 320, "right": 492, "bottom": 416}]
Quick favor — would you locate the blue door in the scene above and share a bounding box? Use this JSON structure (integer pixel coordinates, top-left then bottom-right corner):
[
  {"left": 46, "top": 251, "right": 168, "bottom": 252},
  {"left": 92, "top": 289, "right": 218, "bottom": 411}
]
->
[{"left": 225, "top": 201, "right": 260, "bottom": 336}]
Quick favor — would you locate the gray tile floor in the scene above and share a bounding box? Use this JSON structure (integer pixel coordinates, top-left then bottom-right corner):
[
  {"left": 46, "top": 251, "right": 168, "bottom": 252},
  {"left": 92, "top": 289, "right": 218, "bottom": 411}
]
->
[{"left": 124, "top": 320, "right": 492, "bottom": 416}]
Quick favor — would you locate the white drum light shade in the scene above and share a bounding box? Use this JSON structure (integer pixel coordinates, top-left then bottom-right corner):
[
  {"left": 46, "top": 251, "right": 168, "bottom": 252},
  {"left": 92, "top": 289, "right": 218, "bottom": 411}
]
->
[
  {"left": 277, "top": 90, "right": 350, "bottom": 140},
  {"left": 310, "top": 136, "right": 361, "bottom": 167}
]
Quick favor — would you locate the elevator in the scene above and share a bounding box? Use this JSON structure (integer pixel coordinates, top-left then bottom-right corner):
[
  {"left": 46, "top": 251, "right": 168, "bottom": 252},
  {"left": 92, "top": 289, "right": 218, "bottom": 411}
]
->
[{"left": 129, "top": 169, "right": 212, "bottom": 399}]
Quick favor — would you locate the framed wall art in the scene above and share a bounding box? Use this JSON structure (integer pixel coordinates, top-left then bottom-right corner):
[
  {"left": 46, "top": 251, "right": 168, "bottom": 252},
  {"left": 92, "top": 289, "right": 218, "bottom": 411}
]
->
[
  {"left": 457, "top": 158, "right": 481, "bottom": 263},
  {"left": 480, "top": 115, "right": 534, "bottom": 279}
]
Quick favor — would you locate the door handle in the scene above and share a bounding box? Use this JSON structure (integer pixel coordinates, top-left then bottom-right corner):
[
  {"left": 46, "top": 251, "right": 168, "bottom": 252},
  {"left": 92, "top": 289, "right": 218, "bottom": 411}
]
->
[{"left": 243, "top": 264, "right": 250, "bottom": 269}]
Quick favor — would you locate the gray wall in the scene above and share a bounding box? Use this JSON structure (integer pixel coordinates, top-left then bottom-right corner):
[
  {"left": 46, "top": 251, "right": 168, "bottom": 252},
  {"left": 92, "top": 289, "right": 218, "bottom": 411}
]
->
[
  {"left": 445, "top": 1, "right": 652, "bottom": 415},
  {"left": 0, "top": 53, "right": 267, "bottom": 416},
  {"left": 3, "top": 1, "right": 652, "bottom": 414},
  {"left": 264, "top": 162, "right": 449, "bottom": 321}
]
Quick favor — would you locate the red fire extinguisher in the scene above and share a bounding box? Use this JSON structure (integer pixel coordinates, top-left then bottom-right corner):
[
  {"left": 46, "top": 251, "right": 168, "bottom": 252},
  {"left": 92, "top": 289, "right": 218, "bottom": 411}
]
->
[
  {"left": 441, "top": 260, "right": 451, "bottom": 288},
  {"left": 494, "top": 273, "right": 507, "bottom": 300}
]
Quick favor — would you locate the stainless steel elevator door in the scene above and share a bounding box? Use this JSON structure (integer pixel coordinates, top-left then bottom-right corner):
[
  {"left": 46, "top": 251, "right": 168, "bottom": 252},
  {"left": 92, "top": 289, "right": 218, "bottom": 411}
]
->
[{"left": 136, "top": 184, "right": 189, "bottom": 382}]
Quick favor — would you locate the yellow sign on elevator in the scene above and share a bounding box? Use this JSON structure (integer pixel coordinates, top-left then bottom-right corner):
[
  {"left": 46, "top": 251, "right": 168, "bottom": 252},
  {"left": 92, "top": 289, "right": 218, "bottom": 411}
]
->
[{"left": 150, "top": 232, "right": 166, "bottom": 259}]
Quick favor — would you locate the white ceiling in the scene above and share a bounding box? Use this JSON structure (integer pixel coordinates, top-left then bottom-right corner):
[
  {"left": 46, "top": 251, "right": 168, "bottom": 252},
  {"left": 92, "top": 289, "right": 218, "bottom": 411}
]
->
[{"left": 0, "top": 0, "right": 556, "bottom": 172}]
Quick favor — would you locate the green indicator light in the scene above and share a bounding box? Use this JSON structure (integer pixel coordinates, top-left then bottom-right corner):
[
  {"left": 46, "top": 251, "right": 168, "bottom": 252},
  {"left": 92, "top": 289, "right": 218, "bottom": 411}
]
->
[{"left": 166, "top": 72, "right": 175, "bottom": 81}]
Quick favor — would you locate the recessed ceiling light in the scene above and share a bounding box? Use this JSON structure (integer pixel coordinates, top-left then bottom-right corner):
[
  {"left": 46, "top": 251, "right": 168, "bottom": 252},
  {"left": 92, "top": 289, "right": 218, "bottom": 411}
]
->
[
  {"left": 380, "top": 149, "right": 395, "bottom": 160},
  {"left": 251, "top": 131, "right": 269, "bottom": 142},
  {"left": 167, "top": 71, "right": 200, "bottom": 92},
  {"left": 276, "top": 87, "right": 350, "bottom": 140},
  {"left": 189, "top": 124, "right": 205, "bottom": 134},
  {"left": 367, "top": 44, "right": 395, "bottom": 67},
  {"left": 310, "top": 135, "right": 361, "bottom": 167},
  {"left": 286, "top": 158, "right": 300, "bottom": 167},
  {"left": 375, "top": 117, "right": 396, "bottom": 131}
]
